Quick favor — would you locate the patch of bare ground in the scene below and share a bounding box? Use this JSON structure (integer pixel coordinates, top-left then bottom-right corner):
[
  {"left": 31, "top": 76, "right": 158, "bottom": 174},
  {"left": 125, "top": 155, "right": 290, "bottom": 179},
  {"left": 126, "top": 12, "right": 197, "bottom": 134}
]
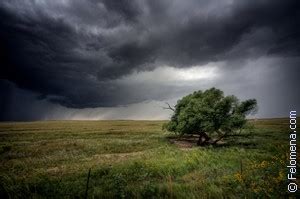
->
[
  {"left": 167, "top": 135, "right": 198, "bottom": 149},
  {"left": 167, "top": 135, "right": 226, "bottom": 149}
]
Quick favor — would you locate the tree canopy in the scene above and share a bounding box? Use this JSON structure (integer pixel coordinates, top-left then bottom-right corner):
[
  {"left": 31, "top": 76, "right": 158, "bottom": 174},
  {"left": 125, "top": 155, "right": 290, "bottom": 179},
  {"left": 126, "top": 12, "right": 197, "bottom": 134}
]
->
[{"left": 164, "top": 88, "right": 257, "bottom": 146}]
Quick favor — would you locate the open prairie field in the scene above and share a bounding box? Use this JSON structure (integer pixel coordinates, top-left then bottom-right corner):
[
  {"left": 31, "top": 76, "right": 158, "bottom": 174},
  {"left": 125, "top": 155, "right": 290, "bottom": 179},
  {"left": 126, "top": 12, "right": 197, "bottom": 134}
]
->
[{"left": 0, "top": 119, "right": 299, "bottom": 198}]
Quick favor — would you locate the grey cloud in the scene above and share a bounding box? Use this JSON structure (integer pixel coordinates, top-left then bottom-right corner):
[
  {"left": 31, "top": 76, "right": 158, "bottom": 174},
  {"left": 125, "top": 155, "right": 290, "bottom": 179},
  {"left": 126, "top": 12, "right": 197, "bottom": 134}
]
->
[{"left": 0, "top": 0, "right": 299, "bottom": 120}]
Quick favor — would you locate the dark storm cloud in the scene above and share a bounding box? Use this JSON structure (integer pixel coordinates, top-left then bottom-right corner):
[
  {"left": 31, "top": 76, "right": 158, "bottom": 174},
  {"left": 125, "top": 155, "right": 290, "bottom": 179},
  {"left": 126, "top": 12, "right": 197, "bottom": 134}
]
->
[{"left": 0, "top": 0, "right": 299, "bottom": 120}]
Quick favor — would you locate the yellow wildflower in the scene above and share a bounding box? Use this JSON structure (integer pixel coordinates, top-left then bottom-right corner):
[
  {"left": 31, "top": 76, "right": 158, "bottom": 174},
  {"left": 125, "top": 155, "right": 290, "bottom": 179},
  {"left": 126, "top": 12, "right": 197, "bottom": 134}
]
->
[{"left": 234, "top": 172, "right": 243, "bottom": 183}]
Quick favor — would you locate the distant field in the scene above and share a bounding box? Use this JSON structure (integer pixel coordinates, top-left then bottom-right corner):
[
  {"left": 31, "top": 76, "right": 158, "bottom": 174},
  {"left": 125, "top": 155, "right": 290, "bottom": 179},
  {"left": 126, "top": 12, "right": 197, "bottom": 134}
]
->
[{"left": 0, "top": 119, "right": 299, "bottom": 198}]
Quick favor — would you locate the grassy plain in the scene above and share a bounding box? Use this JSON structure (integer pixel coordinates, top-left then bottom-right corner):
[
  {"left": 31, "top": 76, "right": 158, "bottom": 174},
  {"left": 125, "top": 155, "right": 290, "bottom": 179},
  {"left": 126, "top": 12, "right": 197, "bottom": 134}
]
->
[{"left": 0, "top": 119, "right": 299, "bottom": 198}]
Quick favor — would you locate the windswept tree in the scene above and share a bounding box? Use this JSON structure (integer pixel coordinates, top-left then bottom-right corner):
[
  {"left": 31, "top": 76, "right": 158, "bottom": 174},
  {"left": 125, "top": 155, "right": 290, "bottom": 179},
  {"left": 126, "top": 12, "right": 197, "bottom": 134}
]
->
[{"left": 163, "top": 88, "right": 257, "bottom": 146}]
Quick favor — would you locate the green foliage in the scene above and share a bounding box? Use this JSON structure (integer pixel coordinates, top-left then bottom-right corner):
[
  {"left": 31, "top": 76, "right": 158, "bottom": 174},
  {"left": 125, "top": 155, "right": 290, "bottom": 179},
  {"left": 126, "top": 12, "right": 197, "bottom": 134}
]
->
[{"left": 164, "top": 88, "right": 257, "bottom": 139}]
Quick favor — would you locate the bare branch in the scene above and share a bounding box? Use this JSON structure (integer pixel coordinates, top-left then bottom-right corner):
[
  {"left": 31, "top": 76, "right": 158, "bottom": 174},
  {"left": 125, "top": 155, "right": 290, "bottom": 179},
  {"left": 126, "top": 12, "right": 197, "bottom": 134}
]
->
[
  {"left": 212, "top": 130, "right": 228, "bottom": 145},
  {"left": 162, "top": 102, "right": 175, "bottom": 112}
]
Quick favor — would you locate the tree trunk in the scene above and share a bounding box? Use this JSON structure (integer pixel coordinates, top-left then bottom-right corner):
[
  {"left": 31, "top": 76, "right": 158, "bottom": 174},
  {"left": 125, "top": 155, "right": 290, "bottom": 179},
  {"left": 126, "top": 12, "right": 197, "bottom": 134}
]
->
[
  {"left": 197, "top": 134, "right": 203, "bottom": 146},
  {"left": 197, "top": 132, "right": 210, "bottom": 146}
]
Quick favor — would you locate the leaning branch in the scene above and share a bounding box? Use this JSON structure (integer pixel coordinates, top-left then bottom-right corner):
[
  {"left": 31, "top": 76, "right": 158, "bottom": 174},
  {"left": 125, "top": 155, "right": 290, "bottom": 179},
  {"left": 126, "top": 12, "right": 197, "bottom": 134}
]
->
[
  {"left": 211, "top": 130, "right": 228, "bottom": 145},
  {"left": 162, "top": 102, "right": 175, "bottom": 112}
]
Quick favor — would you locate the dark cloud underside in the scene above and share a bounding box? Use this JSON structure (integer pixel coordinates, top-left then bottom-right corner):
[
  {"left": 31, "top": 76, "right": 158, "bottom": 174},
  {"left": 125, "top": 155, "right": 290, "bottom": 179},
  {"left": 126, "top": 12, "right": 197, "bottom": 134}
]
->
[{"left": 0, "top": 0, "right": 299, "bottom": 120}]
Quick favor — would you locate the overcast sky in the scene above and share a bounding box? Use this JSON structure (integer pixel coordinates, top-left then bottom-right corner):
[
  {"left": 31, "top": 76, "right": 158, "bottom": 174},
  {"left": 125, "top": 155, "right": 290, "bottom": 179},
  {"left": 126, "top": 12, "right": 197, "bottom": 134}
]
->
[{"left": 0, "top": 0, "right": 299, "bottom": 121}]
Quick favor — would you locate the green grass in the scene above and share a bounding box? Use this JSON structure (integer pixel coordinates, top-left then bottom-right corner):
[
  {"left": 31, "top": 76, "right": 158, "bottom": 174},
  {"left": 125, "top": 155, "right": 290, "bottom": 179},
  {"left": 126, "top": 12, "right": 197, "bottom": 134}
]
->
[{"left": 0, "top": 119, "right": 298, "bottom": 198}]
